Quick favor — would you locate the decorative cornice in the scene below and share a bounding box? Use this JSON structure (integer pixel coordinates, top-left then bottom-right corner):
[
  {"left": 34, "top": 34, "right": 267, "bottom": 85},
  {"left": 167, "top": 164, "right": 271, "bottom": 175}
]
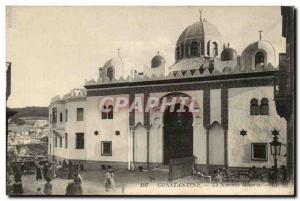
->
[
  {"left": 86, "top": 73, "right": 275, "bottom": 97},
  {"left": 85, "top": 68, "right": 278, "bottom": 88},
  {"left": 85, "top": 71, "right": 277, "bottom": 90}
]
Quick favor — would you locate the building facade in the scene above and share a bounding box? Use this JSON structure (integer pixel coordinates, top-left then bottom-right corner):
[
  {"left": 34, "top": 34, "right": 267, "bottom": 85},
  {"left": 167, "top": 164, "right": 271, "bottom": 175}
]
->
[{"left": 48, "top": 15, "right": 287, "bottom": 174}]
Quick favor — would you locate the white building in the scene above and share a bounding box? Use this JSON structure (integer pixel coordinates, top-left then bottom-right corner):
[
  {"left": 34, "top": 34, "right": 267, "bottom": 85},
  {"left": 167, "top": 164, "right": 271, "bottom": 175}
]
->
[{"left": 48, "top": 15, "right": 287, "bottom": 174}]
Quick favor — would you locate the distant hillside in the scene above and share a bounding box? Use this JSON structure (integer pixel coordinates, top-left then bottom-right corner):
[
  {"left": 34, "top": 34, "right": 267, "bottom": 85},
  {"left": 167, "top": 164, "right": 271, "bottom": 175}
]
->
[{"left": 10, "top": 107, "right": 49, "bottom": 118}]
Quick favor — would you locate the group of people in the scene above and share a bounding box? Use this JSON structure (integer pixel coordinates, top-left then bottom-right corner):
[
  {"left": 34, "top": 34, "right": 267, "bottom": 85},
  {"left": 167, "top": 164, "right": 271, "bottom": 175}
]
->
[
  {"left": 56, "top": 160, "right": 81, "bottom": 179},
  {"left": 35, "top": 161, "right": 58, "bottom": 181},
  {"left": 214, "top": 165, "right": 288, "bottom": 185},
  {"left": 248, "top": 165, "right": 288, "bottom": 185},
  {"left": 7, "top": 159, "right": 117, "bottom": 195},
  {"left": 35, "top": 160, "right": 84, "bottom": 195},
  {"left": 6, "top": 163, "right": 24, "bottom": 195}
]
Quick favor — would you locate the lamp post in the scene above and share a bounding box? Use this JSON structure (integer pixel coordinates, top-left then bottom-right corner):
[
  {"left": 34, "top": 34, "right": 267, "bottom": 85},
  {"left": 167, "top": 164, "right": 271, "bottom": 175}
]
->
[{"left": 269, "top": 129, "right": 282, "bottom": 183}]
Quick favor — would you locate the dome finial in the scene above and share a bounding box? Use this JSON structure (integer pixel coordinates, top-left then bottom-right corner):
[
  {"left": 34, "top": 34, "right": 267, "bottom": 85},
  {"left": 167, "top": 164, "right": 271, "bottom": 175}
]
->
[
  {"left": 258, "top": 30, "right": 263, "bottom": 41},
  {"left": 157, "top": 50, "right": 160, "bottom": 55},
  {"left": 117, "top": 48, "right": 120, "bottom": 56},
  {"left": 199, "top": 8, "right": 202, "bottom": 21}
]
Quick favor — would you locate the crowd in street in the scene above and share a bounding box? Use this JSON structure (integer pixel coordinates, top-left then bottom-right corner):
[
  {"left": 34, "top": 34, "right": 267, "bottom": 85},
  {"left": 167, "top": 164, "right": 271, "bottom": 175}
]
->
[
  {"left": 214, "top": 165, "right": 288, "bottom": 185},
  {"left": 6, "top": 160, "right": 116, "bottom": 195},
  {"left": 7, "top": 160, "right": 289, "bottom": 195}
]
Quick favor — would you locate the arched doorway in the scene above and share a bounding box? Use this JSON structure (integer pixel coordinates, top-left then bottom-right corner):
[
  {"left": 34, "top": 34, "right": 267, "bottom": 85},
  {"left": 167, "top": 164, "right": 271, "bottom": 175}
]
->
[{"left": 163, "top": 103, "right": 193, "bottom": 164}]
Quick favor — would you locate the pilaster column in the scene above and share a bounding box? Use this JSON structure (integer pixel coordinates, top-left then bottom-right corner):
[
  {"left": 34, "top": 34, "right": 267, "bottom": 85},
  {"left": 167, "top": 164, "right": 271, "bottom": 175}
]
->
[
  {"left": 203, "top": 89, "right": 210, "bottom": 166},
  {"left": 221, "top": 88, "right": 228, "bottom": 167},
  {"left": 128, "top": 92, "right": 135, "bottom": 170},
  {"left": 144, "top": 92, "right": 150, "bottom": 169}
]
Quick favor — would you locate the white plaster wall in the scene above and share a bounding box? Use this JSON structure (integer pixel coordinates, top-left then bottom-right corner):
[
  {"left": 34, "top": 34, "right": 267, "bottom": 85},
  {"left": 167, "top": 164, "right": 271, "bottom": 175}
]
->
[
  {"left": 64, "top": 100, "right": 86, "bottom": 160},
  {"left": 85, "top": 95, "right": 129, "bottom": 162},
  {"left": 49, "top": 100, "right": 87, "bottom": 161},
  {"left": 134, "top": 126, "right": 147, "bottom": 162},
  {"left": 134, "top": 93, "right": 144, "bottom": 125},
  {"left": 209, "top": 123, "right": 225, "bottom": 165},
  {"left": 228, "top": 86, "right": 287, "bottom": 168},
  {"left": 149, "top": 125, "right": 163, "bottom": 163},
  {"left": 210, "top": 89, "right": 221, "bottom": 124}
]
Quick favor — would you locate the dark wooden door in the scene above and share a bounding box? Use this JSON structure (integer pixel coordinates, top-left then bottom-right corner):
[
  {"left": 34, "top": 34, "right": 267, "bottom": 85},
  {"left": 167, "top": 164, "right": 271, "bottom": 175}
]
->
[{"left": 163, "top": 104, "right": 193, "bottom": 164}]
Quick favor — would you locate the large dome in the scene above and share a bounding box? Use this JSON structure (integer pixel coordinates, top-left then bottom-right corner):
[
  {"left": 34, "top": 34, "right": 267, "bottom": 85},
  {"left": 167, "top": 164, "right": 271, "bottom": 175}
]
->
[
  {"left": 176, "top": 20, "right": 222, "bottom": 47},
  {"left": 175, "top": 19, "right": 223, "bottom": 62}
]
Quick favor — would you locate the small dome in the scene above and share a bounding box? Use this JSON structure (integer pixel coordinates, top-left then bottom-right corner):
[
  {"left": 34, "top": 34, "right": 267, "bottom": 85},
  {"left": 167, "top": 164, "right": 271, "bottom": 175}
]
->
[
  {"left": 103, "top": 56, "right": 124, "bottom": 69},
  {"left": 151, "top": 53, "right": 165, "bottom": 68},
  {"left": 240, "top": 40, "right": 277, "bottom": 70},
  {"left": 221, "top": 47, "right": 237, "bottom": 61},
  {"left": 101, "top": 55, "right": 124, "bottom": 80}
]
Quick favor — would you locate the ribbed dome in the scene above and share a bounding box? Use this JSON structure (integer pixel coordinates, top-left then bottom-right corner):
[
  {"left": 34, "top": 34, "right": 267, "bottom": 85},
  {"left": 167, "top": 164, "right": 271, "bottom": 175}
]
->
[
  {"left": 240, "top": 40, "right": 277, "bottom": 70},
  {"left": 176, "top": 20, "right": 222, "bottom": 46},
  {"left": 221, "top": 47, "right": 237, "bottom": 61},
  {"left": 242, "top": 40, "right": 275, "bottom": 56},
  {"left": 151, "top": 54, "right": 165, "bottom": 68},
  {"left": 101, "top": 55, "right": 124, "bottom": 80},
  {"left": 103, "top": 56, "right": 124, "bottom": 69}
]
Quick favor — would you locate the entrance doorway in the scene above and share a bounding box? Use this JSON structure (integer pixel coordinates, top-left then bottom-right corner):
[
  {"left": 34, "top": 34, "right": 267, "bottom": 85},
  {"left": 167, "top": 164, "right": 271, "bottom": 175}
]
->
[{"left": 163, "top": 103, "right": 193, "bottom": 164}]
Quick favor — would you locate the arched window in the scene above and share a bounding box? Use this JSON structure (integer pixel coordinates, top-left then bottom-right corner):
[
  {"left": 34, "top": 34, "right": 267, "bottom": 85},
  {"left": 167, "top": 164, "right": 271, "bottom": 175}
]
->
[
  {"left": 255, "top": 51, "right": 265, "bottom": 67},
  {"left": 260, "top": 98, "right": 269, "bottom": 115},
  {"left": 52, "top": 108, "right": 57, "bottom": 123},
  {"left": 107, "top": 67, "right": 113, "bottom": 81},
  {"left": 101, "top": 105, "right": 107, "bottom": 119},
  {"left": 207, "top": 41, "right": 210, "bottom": 55},
  {"left": 176, "top": 46, "right": 180, "bottom": 60},
  {"left": 108, "top": 105, "right": 113, "bottom": 119},
  {"left": 65, "top": 109, "right": 68, "bottom": 122},
  {"left": 190, "top": 41, "right": 199, "bottom": 57},
  {"left": 101, "top": 105, "right": 113, "bottom": 119},
  {"left": 212, "top": 42, "right": 218, "bottom": 57},
  {"left": 180, "top": 44, "right": 184, "bottom": 59},
  {"left": 59, "top": 112, "right": 63, "bottom": 122},
  {"left": 250, "top": 98, "right": 259, "bottom": 115}
]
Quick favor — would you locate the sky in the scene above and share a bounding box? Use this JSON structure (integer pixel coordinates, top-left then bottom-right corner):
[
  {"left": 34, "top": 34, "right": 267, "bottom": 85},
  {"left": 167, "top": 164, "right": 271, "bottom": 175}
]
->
[{"left": 6, "top": 6, "right": 285, "bottom": 108}]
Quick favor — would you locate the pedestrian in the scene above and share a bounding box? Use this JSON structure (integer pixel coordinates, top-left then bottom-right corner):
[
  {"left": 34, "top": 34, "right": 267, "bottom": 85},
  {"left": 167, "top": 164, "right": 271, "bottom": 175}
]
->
[
  {"left": 75, "top": 172, "right": 83, "bottom": 184},
  {"left": 50, "top": 162, "right": 57, "bottom": 179},
  {"left": 279, "top": 165, "right": 288, "bottom": 185},
  {"left": 248, "top": 166, "right": 257, "bottom": 180},
  {"left": 62, "top": 160, "right": 67, "bottom": 169},
  {"left": 47, "top": 163, "right": 52, "bottom": 179},
  {"left": 257, "top": 166, "right": 269, "bottom": 181},
  {"left": 12, "top": 166, "right": 23, "bottom": 195},
  {"left": 73, "top": 176, "right": 83, "bottom": 195},
  {"left": 36, "top": 162, "right": 43, "bottom": 181},
  {"left": 6, "top": 178, "right": 13, "bottom": 195},
  {"left": 104, "top": 167, "right": 115, "bottom": 192},
  {"left": 20, "top": 163, "right": 25, "bottom": 175},
  {"left": 12, "top": 177, "right": 23, "bottom": 195},
  {"left": 268, "top": 166, "right": 277, "bottom": 185},
  {"left": 65, "top": 176, "right": 83, "bottom": 195},
  {"left": 43, "top": 178, "right": 53, "bottom": 195},
  {"left": 215, "top": 168, "right": 224, "bottom": 182},
  {"left": 43, "top": 163, "right": 48, "bottom": 180}
]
